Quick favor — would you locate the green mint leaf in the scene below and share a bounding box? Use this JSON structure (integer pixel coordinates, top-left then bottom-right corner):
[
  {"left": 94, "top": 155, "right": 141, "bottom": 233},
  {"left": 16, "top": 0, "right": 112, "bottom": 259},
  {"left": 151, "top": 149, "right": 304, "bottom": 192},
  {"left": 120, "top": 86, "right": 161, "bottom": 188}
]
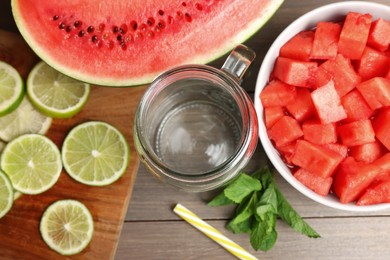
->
[
  {"left": 223, "top": 173, "right": 262, "bottom": 204},
  {"left": 275, "top": 187, "right": 321, "bottom": 238},
  {"left": 231, "top": 192, "right": 258, "bottom": 225},
  {"left": 250, "top": 212, "right": 278, "bottom": 251},
  {"left": 208, "top": 191, "right": 234, "bottom": 206},
  {"left": 257, "top": 183, "right": 278, "bottom": 215},
  {"left": 227, "top": 216, "right": 254, "bottom": 234}
]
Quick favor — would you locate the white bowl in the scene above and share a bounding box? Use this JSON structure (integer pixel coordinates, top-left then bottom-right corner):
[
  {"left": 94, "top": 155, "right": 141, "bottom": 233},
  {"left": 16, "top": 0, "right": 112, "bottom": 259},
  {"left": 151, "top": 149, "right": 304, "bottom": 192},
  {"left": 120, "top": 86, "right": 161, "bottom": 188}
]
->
[{"left": 254, "top": 1, "right": 390, "bottom": 212}]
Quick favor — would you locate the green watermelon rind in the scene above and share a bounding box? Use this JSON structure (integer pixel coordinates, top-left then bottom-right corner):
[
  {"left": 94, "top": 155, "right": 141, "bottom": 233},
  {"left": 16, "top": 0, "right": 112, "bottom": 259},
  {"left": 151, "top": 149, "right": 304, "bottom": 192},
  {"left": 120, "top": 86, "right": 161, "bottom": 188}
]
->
[{"left": 12, "top": 0, "right": 284, "bottom": 87}]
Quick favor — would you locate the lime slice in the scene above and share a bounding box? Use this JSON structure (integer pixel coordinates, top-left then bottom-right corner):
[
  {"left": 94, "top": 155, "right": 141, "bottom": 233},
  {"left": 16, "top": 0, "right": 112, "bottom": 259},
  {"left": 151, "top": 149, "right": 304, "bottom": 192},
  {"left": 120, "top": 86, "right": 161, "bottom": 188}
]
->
[
  {"left": 0, "top": 97, "right": 52, "bottom": 142},
  {"left": 27, "top": 61, "right": 90, "bottom": 118},
  {"left": 40, "top": 199, "right": 94, "bottom": 255},
  {"left": 0, "top": 134, "right": 62, "bottom": 194},
  {"left": 0, "top": 169, "right": 14, "bottom": 218},
  {"left": 0, "top": 61, "right": 24, "bottom": 116},
  {"left": 62, "top": 121, "right": 129, "bottom": 186}
]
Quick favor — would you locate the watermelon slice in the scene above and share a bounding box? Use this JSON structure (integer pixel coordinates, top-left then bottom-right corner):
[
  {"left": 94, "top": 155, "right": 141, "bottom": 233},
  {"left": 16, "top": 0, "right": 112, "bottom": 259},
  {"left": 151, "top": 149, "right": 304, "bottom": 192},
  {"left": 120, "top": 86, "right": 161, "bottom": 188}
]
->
[{"left": 11, "top": 0, "right": 284, "bottom": 86}]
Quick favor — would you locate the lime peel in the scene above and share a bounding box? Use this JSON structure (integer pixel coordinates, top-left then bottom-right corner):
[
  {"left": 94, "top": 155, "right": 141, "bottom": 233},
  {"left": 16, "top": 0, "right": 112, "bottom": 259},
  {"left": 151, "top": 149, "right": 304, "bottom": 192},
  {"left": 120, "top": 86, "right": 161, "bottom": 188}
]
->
[
  {"left": 0, "top": 169, "right": 14, "bottom": 219},
  {"left": 0, "top": 61, "right": 24, "bottom": 116}
]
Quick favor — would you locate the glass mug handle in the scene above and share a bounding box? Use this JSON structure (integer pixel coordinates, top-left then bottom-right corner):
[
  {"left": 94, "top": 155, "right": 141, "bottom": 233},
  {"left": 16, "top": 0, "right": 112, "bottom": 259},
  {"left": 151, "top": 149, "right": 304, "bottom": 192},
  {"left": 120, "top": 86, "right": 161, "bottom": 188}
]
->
[{"left": 221, "top": 44, "right": 256, "bottom": 83}]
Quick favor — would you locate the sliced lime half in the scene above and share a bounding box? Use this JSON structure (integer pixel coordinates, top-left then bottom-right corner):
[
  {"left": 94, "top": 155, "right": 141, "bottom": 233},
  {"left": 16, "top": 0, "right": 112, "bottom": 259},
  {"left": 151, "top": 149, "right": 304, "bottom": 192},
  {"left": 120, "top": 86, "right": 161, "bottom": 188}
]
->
[
  {"left": 40, "top": 199, "right": 94, "bottom": 255},
  {"left": 27, "top": 61, "right": 90, "bottom": 118},
  {"left": 62, "top": 121, "right": 129, "bottom": 186},
  {"left": 0, "top": 61, "right": 24, "bottom": 116},
  {"left": 0, "top": 134, "right": 62, "bottom": 194},
  {"left": 0, "top": 169, "right": 14, "bottom": 218}
]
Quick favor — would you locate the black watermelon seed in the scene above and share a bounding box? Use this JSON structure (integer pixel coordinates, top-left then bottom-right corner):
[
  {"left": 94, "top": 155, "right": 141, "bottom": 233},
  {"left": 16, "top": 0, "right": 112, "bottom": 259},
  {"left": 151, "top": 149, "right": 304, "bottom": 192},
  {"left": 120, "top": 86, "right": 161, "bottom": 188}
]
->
[
  {"left": 158, "top": 10, "right": 164, "bottom": 16},
  {"left": 78, "top": 30, "right": 85, "bottom": 37},
  {"left": 53, "top": 15, "right": 59, "bottom": 21},
  {"left": 59, "top": 23, "right": 65, "bottom": 29},
  {"left": 87, "top": 26, "right": 94, "bottom": 33},
  {"left": 65, "top": 26, "right": 72, "bottom": 32},
  {"left": 74, "top": 20, "right": 82, "bottom": 28},
  {"left": 147, "top": 17, "right": 155, "bottom": 26},
  {"left": 91, "top": 35, "right": 98, "bottom": 43},
  {"left": 112, "top": 26, "right": 119, "bottom": 33}
]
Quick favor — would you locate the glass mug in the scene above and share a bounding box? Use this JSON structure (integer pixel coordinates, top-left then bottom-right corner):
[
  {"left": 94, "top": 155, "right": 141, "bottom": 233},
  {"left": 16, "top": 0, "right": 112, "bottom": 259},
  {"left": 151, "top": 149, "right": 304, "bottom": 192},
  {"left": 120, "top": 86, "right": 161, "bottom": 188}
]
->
[{"left": 134, "top": 45, "right": 258, "bottom": 192}]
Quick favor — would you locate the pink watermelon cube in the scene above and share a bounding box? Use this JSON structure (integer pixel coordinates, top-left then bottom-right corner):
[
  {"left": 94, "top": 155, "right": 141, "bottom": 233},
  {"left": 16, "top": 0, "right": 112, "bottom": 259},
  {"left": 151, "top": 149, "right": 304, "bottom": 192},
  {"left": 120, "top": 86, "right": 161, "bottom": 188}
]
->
[
  {"left": 285, "top": 88, "right": 316, "bottom": 122},
  {"left": 273, "top": 57, "right": 318, "bottom": 88},
  {"left": 293, "top": 168, "right": 333, "bottom": 196},
  {"left": 357, "top": 46, "right": 390, "bottom": 80},
  {"left": 264, "top": 106, "right": 285, "bottom": 129},
  {"left": 372, "top": 107, "right": 390, "bottom": 151},
  {"left": 349, "top": 141, "right": 385, "bottom": 163},
  {"left": 279, "top": 30, "right": 314, "bottom": 61},
  {"left": 338, "top": 12, "right": 372, "bottom": 59},
  {"left": 367, "top": 18, "right": 390, "bottom": 51},
  {"left": 310, "top": 22, "right": 341, "bottom": 59},
  {"left": 291, "top": 139, "right": 344, "bottom": 178},
  {"left": 356, "top": 77, "right": 390, "bottom": 110},
  {"left": 267, "top": 115, "right": 303, "bottom": 147},
  {"left": 302, "top": 120, "right": 337, "bottom": 145},
  {"left": 311, "top": 80, "right": 347, "bottom": 124},
  {"left": 340, "top": 89, "right": 374, "bottom": 123},
  {"left": 337, "top": 119, "right": 376, "bottom": 147},
  {"left": 260, "top": 79, "right": 297, "bottom": 107},
  {"left": 320, "top": 54, "right": 362, "bottom": 97}
]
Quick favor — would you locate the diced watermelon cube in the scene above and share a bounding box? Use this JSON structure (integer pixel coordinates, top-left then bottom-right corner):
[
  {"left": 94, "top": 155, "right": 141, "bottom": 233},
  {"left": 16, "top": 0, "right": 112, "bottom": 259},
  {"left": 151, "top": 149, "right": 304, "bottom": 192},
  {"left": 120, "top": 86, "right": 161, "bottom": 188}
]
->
[
  {"left": 310, "top": 22, "right": 341, "bottom": 60},
  {"left": 273, "top": 57, "right": 318, "bottom": 87},
  {"left": 372, "top": 107, "right": 390, "bottom": 151},
  {"left": 302, "top": 120, "right": 337, "bottom": 145},
  {"left": 340, "top": 89, "right": 374, "bottom": 123},
  {"left": 320, "top": 54, "right": 362, "bottom": 97},
  {"left": 357, "top": 179, "right": 390, "bottom": 206},
  {"left": 264, "top": 106, "right": 285, "bottom": 129},
  {"left": 367, "top": 18, "right": 390, "bottom": 52},
  {"left": 357, "top": 46, "right": 390, "bottom": 80},
  {"left": 338, "top": 12, "right": 372, "bottom": 59},
  {"left": 337, "top": 119, "right": 376, "bottom": 147},
  {"left": 356, "top": 77, "right": 390, "bottom": 110},
  {"left": 285, "top": 88, "right": 316, "bottom": 122},
  {"left": 279, "top": 30, "right": 314, "bottom": 61},
  {"left": 291, "top": 139, "right": 344, "bottom": 178},
  {"left": 349, "top": 140, "right": 385, "bottom": 163},
  {"left": 267, "top": 116, "right": 303, "bottom": 147},
  {"left": 293, "top": 168, "right": 333, "bottom": 196},
  {"left": 311, "top": 66, "right": 333, "bottom": 90},
  {"left": 277, "top": 141, "right": 296, "bottom": 165},
  {"left": 259, "top": 79, "right": 297, "bottom": 107},
  {"left": 311, "top": 80, "right": 347, "bottom": 124},
  {"left": 322, "top": 143, "right": 349, "bottom": 158},
  {"left": 332, "top": 157, "right": 380, "bottom": 204}
]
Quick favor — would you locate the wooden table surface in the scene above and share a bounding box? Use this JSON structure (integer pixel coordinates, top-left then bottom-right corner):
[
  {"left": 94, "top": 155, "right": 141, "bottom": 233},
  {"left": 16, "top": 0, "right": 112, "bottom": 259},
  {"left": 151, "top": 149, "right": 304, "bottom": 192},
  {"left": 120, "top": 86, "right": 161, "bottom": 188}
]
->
[{"left": 2, "top": 1, "right": 390, "bottom": 259}]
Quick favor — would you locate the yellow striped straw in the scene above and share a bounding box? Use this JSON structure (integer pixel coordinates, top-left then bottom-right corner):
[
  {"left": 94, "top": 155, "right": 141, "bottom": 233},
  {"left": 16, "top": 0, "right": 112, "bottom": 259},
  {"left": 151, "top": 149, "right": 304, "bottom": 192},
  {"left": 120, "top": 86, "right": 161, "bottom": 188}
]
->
[{"left": 173, "top": 203, "right": 258, "bottom": 260}]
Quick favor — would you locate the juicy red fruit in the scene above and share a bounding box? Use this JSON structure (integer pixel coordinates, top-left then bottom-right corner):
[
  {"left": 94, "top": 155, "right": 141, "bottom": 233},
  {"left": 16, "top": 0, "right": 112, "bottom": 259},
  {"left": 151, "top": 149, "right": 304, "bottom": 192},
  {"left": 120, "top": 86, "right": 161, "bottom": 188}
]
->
[{"left": 260, "top": 11, "right": 390, "bottom": 205}]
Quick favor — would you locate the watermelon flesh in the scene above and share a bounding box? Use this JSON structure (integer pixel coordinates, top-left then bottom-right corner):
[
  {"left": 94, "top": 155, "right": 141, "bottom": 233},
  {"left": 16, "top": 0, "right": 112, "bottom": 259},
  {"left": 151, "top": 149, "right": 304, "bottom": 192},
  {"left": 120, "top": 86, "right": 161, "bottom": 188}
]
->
[{"left": 12, "top": 0, "right": 283, "bottom": 86}]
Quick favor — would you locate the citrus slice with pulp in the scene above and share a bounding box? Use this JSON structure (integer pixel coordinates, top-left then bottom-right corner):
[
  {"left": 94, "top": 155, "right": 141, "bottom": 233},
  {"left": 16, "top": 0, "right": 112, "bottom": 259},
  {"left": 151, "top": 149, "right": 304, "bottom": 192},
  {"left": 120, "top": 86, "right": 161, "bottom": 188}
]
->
[
  {"left": 0, "top": 61, "right": 24, "bottom": 116},
  {"left": 0, "top": 134, "right": 62, "bottom": 194},
  {"left": 62, "top": 121, "right": 129, "bottom": 186},
  {"left": 0, "top": 97, "right": 52, "bottom": 142},
  {"left": 27, "top": 61, "right": 90, "bottom": 118},
  {"left": 40, "top": 199, "right": 94, "bottom": 255},
  {"left": 0, "top": 169, "right": 14, "bottom": 218}
]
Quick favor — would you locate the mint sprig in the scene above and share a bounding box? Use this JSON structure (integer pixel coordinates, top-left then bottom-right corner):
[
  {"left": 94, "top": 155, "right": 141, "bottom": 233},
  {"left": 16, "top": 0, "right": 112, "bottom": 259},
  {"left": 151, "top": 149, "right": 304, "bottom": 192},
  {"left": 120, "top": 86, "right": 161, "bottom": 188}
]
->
[{"left": 208, "top": 166, "right": 320, "bottom": 251}]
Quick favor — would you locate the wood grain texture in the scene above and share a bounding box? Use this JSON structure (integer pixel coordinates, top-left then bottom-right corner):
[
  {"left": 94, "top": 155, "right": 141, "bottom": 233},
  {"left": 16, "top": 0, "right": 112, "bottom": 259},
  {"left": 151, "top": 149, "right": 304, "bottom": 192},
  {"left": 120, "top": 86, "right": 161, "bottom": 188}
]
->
[{"left": 0, "top": 85, "right": 146, "bottom": 259}]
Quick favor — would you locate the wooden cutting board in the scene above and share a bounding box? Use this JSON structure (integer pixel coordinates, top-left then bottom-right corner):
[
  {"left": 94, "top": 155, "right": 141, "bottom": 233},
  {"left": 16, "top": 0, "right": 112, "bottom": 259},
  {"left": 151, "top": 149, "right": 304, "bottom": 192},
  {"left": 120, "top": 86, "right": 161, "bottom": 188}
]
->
[{"left": 0, "top": 84, "right": 147, "bottom": 259}]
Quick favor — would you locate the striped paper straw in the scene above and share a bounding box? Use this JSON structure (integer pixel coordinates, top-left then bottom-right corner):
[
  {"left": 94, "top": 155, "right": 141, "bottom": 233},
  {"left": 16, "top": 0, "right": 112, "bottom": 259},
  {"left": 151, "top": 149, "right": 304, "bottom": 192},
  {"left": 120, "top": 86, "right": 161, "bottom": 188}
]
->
[{"left": 173, "top": 203, "right": 258, "bottom": 260}]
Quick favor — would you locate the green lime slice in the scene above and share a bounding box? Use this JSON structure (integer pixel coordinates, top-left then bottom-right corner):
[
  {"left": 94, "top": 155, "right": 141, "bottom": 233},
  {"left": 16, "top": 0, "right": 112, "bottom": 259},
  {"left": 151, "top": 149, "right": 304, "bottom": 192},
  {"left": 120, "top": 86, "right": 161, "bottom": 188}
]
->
[
  {"left": 0, "top": 61, "right": 24, "bottom": 116},
  {"left": 62, "top": 121, "right": 129, "bottom": 186},
  {"left": 40, "top": 199, "right": 94, "bottom": 255},
  {"left": 27, "top": 61, "right": 90, "bottom": 118},
  {"left": 0, "top": 134, "right": 62, "bottom": 194},
  {"left": 0, "top": 97, "right": 52, "bottom": 142},
  {"left": 0, "top": 169, "right": 14, "bottom": 219}
]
